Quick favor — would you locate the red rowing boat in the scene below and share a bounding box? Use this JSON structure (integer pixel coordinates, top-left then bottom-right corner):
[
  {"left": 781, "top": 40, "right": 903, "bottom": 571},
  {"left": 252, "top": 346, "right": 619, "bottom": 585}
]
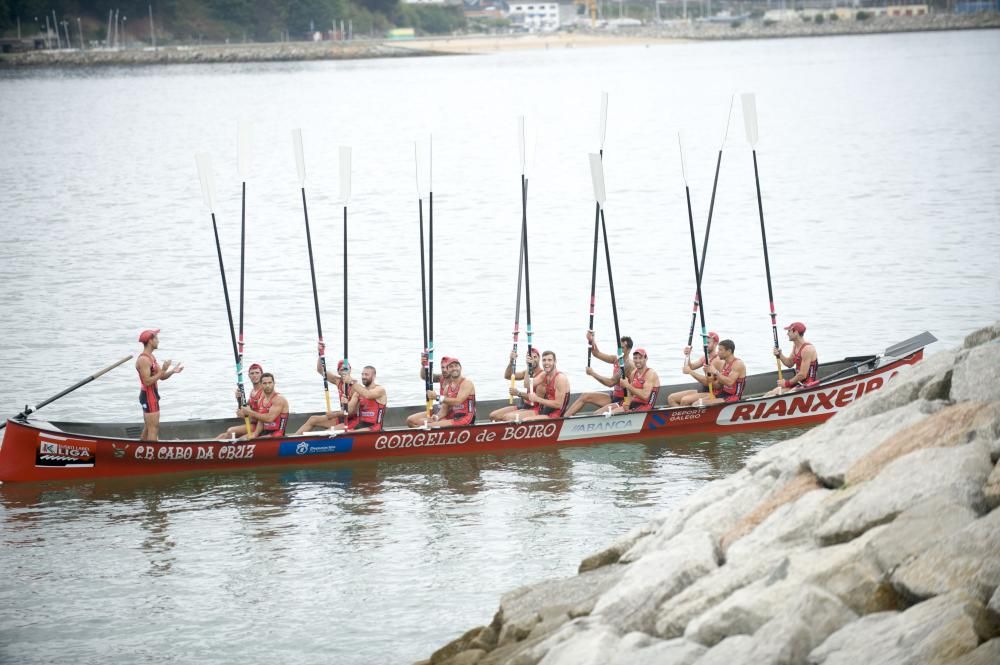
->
[{"left": 0, "top": 332, "right": 934, "bottom": 483}]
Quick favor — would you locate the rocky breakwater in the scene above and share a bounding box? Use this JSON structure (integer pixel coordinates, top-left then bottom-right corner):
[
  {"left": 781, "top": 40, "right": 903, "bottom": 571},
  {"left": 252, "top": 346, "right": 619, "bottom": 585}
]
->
[{"left": 421, "top": 323, "right": 1000, "bottom": 665}]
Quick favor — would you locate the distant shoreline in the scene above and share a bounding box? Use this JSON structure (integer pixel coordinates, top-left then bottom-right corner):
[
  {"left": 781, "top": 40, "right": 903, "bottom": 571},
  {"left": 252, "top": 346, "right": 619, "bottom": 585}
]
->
[{"left": 2, "top": 14, "right": 998, "bottom": 69}]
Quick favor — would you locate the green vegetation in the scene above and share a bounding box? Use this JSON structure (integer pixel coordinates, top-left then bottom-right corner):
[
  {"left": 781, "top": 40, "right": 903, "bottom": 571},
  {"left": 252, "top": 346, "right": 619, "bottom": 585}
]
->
[
  {"left": 0, "top": 0, "right": 468, "bottom": 42},
  {"left": 856, "top": 10, "right": 874, "bottom": 20}
]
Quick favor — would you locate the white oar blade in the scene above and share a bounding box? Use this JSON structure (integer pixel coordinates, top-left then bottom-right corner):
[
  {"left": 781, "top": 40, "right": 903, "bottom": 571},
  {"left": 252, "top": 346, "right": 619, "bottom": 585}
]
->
[
  {"left": 741, "top": 93, "right": 759, "bottom": 147},
  {"left": 677, "top": 133, "right": 688, "bottom": 184},
  {"left": 195, "top": 153, "right": 216, "bottom": 213},
  {"left": 292, "top": 128, "right": 306, "bottom": 186},
  {"left": 238, "top": 121, "right": 252, "bottom": 179},
  {"left": 429, "top": 133, "right": 434, "bottom": 191},
  {"left": 339, "top": 146, "right": 352, "bottom": 203},
  {"left": 599, "top": 92, "right": 609, "bottom": 149},
  {"left": 413, "top": 142, "right": 423, "bottom": 198},
  {"left": 518, "top": 116, "right": 526, "bottom": 174},
  {"left": 588, "top": 153, "right": 606, "bottom": 205}
]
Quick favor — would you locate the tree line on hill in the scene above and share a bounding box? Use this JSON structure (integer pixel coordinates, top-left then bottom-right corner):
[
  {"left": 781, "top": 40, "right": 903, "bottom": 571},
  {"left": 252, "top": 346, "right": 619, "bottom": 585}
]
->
[{"left": 0, "top": 0, "right": 471, "bottom": 42}]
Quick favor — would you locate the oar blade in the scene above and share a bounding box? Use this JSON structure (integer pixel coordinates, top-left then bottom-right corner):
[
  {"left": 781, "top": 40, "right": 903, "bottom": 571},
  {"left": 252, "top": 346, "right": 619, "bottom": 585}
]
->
[
  {"left": 518, "top": 116, "right": 526, "bottom": 174},
  {"left": 238, "top": 120, "right": 252, "bottom": 179},
  {"left": 677, "top": 132, "right": 688, "bottom": 185},
  {"left": 588, "top": 153, "right": 606, "bottom": 205},
  {"left": 741, "top": 93, "right": 759, "bottom": 147},
  {"left": 195, "top": 152, "right": 217, "bottom": 213},
  {"left": 292, "top": 128, "right": 306, "bottom": 186},
  {"left": 599, "top": 92, "right": 609, "bottom": 149},
  {"left": 339, "top": 145, "right": 352, "bottom": 203},
  {"left": 413, "top": 141, "right": 424, "bottom": 198}
]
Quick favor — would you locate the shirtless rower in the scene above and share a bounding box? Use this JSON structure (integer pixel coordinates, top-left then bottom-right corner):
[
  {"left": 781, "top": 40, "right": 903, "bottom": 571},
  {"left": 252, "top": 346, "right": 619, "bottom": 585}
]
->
[
  {"left": 406, "top": 355, "right": 454, "bottom": 428},
  {"left": 604, "top": 348, "right": 660, "bottom": 414},
  {"left": 135, "top": 329, "right": 184, "bottom": 441},
  {"left": 564, "top": 332, "right": 635, "bottom": 416},
  {"left": 240, "top": 372, "right": 289, "bottom": 438},
  {"left": 426, "top": 358, "right": 476, "bottom": 427},
  {"left": 504, "top": 351, "right": 570, "bottom": 421},
  {"left": 342, "top": 366, "right": 388, "bottom": 432},
  {"left": 667, "top": 332, "right": 720, "bottom": 406},
  {"left": 218, "top": 362, "right": 265, "bottom": 440},
  {"left": 490, "top": 348, "right": 542, "bottom": 421},
  {"left": 295, "top": 345, "right": 357, "bottom": 434},
  {"left": 681, "top": 339, "right": 746, "bottom": 405},
  {"left": 766, "top": 322, "right": 819, "bottom": 396}
]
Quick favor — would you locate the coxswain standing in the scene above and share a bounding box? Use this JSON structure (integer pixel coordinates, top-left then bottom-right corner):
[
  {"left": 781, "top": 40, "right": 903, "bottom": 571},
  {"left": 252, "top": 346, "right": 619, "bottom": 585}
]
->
[
  {"left": 218, "top": 362, "right": 265, "bottom": 440},
  {"left": 504, "top": 350, "right": 570, "bottom": 421},
  {"left": 241, "top": 372, "right": 289, "bottom": 438},
  {"left": 135, "top": 329, "right": 184, "bottom": 442},
  {"left": 667, "top": 331, "right": 720, "bottom": 406},
  {"left": 490, "top": 348, "right": 542, "bottom": 421},
  {"left": 767, "top": 322, "right": 819, "bottom": 396},
  {"left": 682, "top": 339, "right": 746, "bottom": 405},
  {"left": 342, "top": 365, "right": 388, "bottom": 433},
  {"left": 565, "top": 332, "right": 635, "bottom": 416},
  {"left": 427, "top": 358, "right": 476, "bottom": 427}
]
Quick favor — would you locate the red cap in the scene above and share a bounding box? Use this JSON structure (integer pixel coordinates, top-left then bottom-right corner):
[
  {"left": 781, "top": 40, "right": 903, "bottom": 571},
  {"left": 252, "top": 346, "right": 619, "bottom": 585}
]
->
[
  {"left": 248, "top": 363, "right": 263, "bottom": 372},
  {"left": 138, "top": 329, "right": 160, "bottom": 344},
  {"left": 707, "top": 331, "right": 720, "bottom": 342},
  {"left": 528, "top": 348, "right": 540, "bottom": 357},
  {"left": 784, "top": 322, "right": 807, "bottom": 334},
  {"left": 632, "top": 348, "right": 648, "bottom": 358},
  {"left": 440, "top": 356, "right": 453, "bottom": 367},
  {"left": 447, "top": 357, "right": 461, "bottom": 366},
  {"left": 336, "top": 359, "right": 350, "bottom": 372}
]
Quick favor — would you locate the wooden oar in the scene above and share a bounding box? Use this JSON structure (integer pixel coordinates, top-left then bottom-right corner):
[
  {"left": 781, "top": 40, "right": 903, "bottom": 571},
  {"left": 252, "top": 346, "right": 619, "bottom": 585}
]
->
[
  {"left": 414, "top": 142, "right": 432, "bottom": 416},
  {"left": 0, "top": 355, "right": 133, "bottom": 429},
  {"left": 678, "top": 135, "right": 714, "bottom": 399},
  {"left": 588, "top": 153, "right": 629, "bottom": 408},
  {"left": 339, "top": 146, "right": 352, "bottom": 374},
  {"left": 509, "top": 120, "right": 529, "bottom": 404},
  {"left": 742, "top": 93, "right": 783, "bottom": 374},
  {"left": 237, "top": 121, "right": 251, "bottom": 414},
  {"left": 292, "top": 129, "right": 333, "bottom": 415},
  {"left": 197, "top": 153, "right": 252, "bottom": 435},
  {"left": 684, "top": 97, "right": 734, "bottom": 354},
  {"left": 587, "top": 92, "right": 609, "bottom": 367}
]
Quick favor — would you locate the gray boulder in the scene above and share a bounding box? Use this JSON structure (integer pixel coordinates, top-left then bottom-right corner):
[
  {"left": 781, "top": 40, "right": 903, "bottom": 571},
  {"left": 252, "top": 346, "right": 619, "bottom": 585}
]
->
[
  {"left": 691, "top": 635, "right": 754, "bottom": 665},
  {"left": 945, "top": 638, "right": 1000, "bottom": 665},
  {"left": 964, "top": 323, "right": 1000, "bottom": 349},
  {"left": 863, "top": 494, "right": 978, "bottom": 574},
  {"left": 724, "top": 485, "right": 832, "bottom": 566}
]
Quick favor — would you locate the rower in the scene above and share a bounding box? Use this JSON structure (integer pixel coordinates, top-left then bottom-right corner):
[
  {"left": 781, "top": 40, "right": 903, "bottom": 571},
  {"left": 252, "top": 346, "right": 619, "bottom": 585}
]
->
[
  {"left": 565, "top": 332, "right": 635, "bottom": 416},
  {"left": 490, "top": 348, "right": 542, "bottom": 421},
  {"left": 295, "top": 351, "right": 357, "bottom": 434},
  {"left": 218, "top": 362, "right": 264, "bottom": 440},
  {"left": 667, "top": 331, "right": 720, "bottom": 406},
  {"left": 406, "top": 354, "right": 454, "bottom": 427},
  {"left": 681, "top": 339, "right": 746, "bottom": 405},
  {"left": 241, "top": 372, "right": 289, "bottom": 438},
  {"left": 426, "top": 358, "right": 476, "bottom": 427},
  {"left": 135, "top": 328, "right": 184, "bottom": 441},
  {"left": 767, "top": 321, "right": 819, "bottom": 396},
  {"left": 604, "top": 348, "right": 660, "bottom": 414},
  {"left": 342, "top": 365, "right": 387, "bottom": 432},
  {"left": 504, "top": 350, "right": 570, "bottom": 421}
]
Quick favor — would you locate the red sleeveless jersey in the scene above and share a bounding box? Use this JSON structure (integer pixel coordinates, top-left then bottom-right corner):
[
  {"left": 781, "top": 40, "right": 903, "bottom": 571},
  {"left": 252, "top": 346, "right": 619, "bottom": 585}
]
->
[
  {"left": 248, "top": 386, "right": 264, "bottom": 413},
  {"left": 628, "top": 367, "right": 658, "bottom": 411},
  {"left": 719, "top": 359, "right": 746, "bottom": 402},
  {"left": 534, "top": 371, "right": 569, "bottom": 417},
  {"left": 446, "top": 378, "right": 476, "bottom": 424},
  {"left": 792, "top": 343, "right": 819, "bottom": 386},
  {"left": 350, "top": 391, "right": 386, "bottom": 432},
  {"left": 259, "top": 392, "right": 288, "bottom": 437}
]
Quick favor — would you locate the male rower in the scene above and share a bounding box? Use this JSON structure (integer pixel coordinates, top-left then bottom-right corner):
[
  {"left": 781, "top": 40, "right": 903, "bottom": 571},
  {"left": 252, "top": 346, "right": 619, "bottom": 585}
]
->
[
  {"left": 766, "top": 321, "right": 819, "bottom": 396},
  {"left": 605, "top": 348, "right": 660, "bottom": 414},
  {"left": 295, "top": 351, "right": 358, "bottom": 434},
  {"left": 426, "top": 358, "right": 476, "bottom": 427},
  {"left": 681, "top": 339, "right": 746, "bottom": 405},
  {"left": 406, "top": 354, "right": 454, "bottom": 428},
  {"left": 218, "top": 362, "right": 265, "bottom": 440},
  {"left": 504, "top": 350, "right": 570, "bottom": 421},
  {"left": 240, "top": 372, "right": 289, "bottom": 438},
  {"left": 490, "top": 348, "right": 542, "bottom": 421},
  {"left": 667, "top": 332, "right": 720, "bottom": 406},
  {"left": 565, "top": 332, "right": 635, "bottom": 416},
  {"left": 343, "top": 365, "right": 388, "bottom": 432},
  {"left": 135, "top": 328, "right": 184, "bottom": 441}
]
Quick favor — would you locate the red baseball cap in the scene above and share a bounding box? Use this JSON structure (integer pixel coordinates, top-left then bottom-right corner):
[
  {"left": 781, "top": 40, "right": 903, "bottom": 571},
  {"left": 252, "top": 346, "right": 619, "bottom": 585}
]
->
[
  {"left": 707, "top": 331, "right": 720, "bottom": 342},
  {"left": 528, "top": 348, "right": 540, "bottom": 357},
  {"left": 440, "top": 356, "right": 453, "bottom": 366},
  {"left": 633, "top": 348, "right": 648, "bottom": 358},
  {"left": 248, "top": 363, "right": 263, "bottom": 372},
  {"left": 336, "top": 359, "right": 350, "bottom": 372},
  {"left": 447, "top": 357, "right": 461, "bottom": 366},
  {"left": 784, "top": 322, "right": 807, "bottom": 334},
  {"left": 138, "top": 329, "right": 160, "bottom": 344}
]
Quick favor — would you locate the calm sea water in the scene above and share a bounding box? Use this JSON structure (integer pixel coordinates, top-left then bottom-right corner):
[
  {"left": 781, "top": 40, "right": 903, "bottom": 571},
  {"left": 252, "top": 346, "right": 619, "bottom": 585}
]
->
[{"left": 1, "top": 29, "right": 998, "bottom": 664}]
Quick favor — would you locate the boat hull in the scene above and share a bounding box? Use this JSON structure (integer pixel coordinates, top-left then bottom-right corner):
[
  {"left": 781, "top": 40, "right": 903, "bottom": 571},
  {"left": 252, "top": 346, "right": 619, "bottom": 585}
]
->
[{"left": 0, "top": 350, "right": 923, "bottom": 483}]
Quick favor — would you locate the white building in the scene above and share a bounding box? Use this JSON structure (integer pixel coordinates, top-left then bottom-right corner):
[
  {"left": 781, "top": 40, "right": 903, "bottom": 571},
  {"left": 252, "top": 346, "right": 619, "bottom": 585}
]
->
[{"left": 507, "top": 2, "right": 561, "bottom": 32}]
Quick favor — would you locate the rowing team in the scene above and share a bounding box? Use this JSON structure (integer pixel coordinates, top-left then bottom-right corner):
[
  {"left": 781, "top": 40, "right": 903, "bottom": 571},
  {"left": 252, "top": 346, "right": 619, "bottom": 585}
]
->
[{"left": 133, "top": 322, "right": 818, "bottom": 442}]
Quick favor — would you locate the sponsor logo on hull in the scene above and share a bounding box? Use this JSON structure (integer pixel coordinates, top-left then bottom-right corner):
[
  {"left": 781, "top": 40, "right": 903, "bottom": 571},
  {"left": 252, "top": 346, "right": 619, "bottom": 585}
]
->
[
  {"left": 716, "top": 376, "right": 886, "bottom": 426},
  {"left": 35, "top": 434, "right": 97, "bottom": 468},
  {"left": 557, "top": 413, "right": 646, "bottom": 441},
  {"left": 279, "top": 439, "right": 354, "bottom": 456}
]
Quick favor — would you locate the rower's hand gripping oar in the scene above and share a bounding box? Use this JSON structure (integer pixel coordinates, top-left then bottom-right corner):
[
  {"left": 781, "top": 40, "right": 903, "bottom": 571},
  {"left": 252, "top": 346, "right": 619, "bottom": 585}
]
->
[
  {"left": 198, "top": 152, "right": 253, "bottom": 436},
  {"left": 678, "top": 135, "right": 714, "bottom": 400},
  {"left": 414, "top": 142, "right": 432, "bottom": 417},
  {"left": 742, "top": 93, "right": 784, "bottom": 377},
  {"left": 586, "top": 93, "right": 609, "bottom": 368},
  {"left": 339, "top": 145, "right": 352, "bottom": 383},
  {"left": 589, "top": 153, "right": 629, "bottom": 410},
  {"left": 510, "top": 117, "right": 529, "bottom": 404},
  {"left": 0, "top": 355, "right": 133, "bottom": 429},
  {"left": 293, "top": 129, "right": 333, "bottom": 415}
]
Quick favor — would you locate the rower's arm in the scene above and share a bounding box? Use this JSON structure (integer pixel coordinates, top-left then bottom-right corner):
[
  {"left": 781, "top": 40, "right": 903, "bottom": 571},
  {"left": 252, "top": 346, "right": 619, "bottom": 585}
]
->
[
  {"left": 442, "top": 381, "right": 474, "bottom": 406},
  {"left": 785, "top": 347, "right": 816, "bottom": 386},
  {"left": 590, "top": 343, "right": 617, "bottom": 365},
  {"left": 352, "top": 382, "right": 386, "bottom": 402},
  {"left": 624, "top": 371, "right": 659, "bottom": 401},
  {"left": 588, "top": 368, "right": 618, "bottom": 387},
  {"left": 253, "top": 398, "right": 286, "bottom": 424},
  {"left": 775, "top": 347, "right": 793, "bottom": 368}
]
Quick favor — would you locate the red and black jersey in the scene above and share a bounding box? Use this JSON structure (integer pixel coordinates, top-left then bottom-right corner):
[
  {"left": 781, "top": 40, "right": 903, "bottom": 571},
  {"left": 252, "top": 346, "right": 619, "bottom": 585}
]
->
[
  {"left": 349, "top": 392, "right": 386, "bottom": 432},
  {"left": 258, "top": 392, "right": 288, "bottom": 437},
  {"left": 445, "top": 378, "right": 476, "bottom": 425},
  {"left": 719, "top": 359, "right": 746, "bottom": 402},
  {"left": 792, "top": 342, "right": 819, "bottom": 387},
  {"left": 628, "top": 367, "right": 658, "bottom": 412},
  {"left": 137, "top": 352, "right": 160, "bottom": 414},
  {"left": 534, "top": 371, "right": 569, "bottom": 418}
]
